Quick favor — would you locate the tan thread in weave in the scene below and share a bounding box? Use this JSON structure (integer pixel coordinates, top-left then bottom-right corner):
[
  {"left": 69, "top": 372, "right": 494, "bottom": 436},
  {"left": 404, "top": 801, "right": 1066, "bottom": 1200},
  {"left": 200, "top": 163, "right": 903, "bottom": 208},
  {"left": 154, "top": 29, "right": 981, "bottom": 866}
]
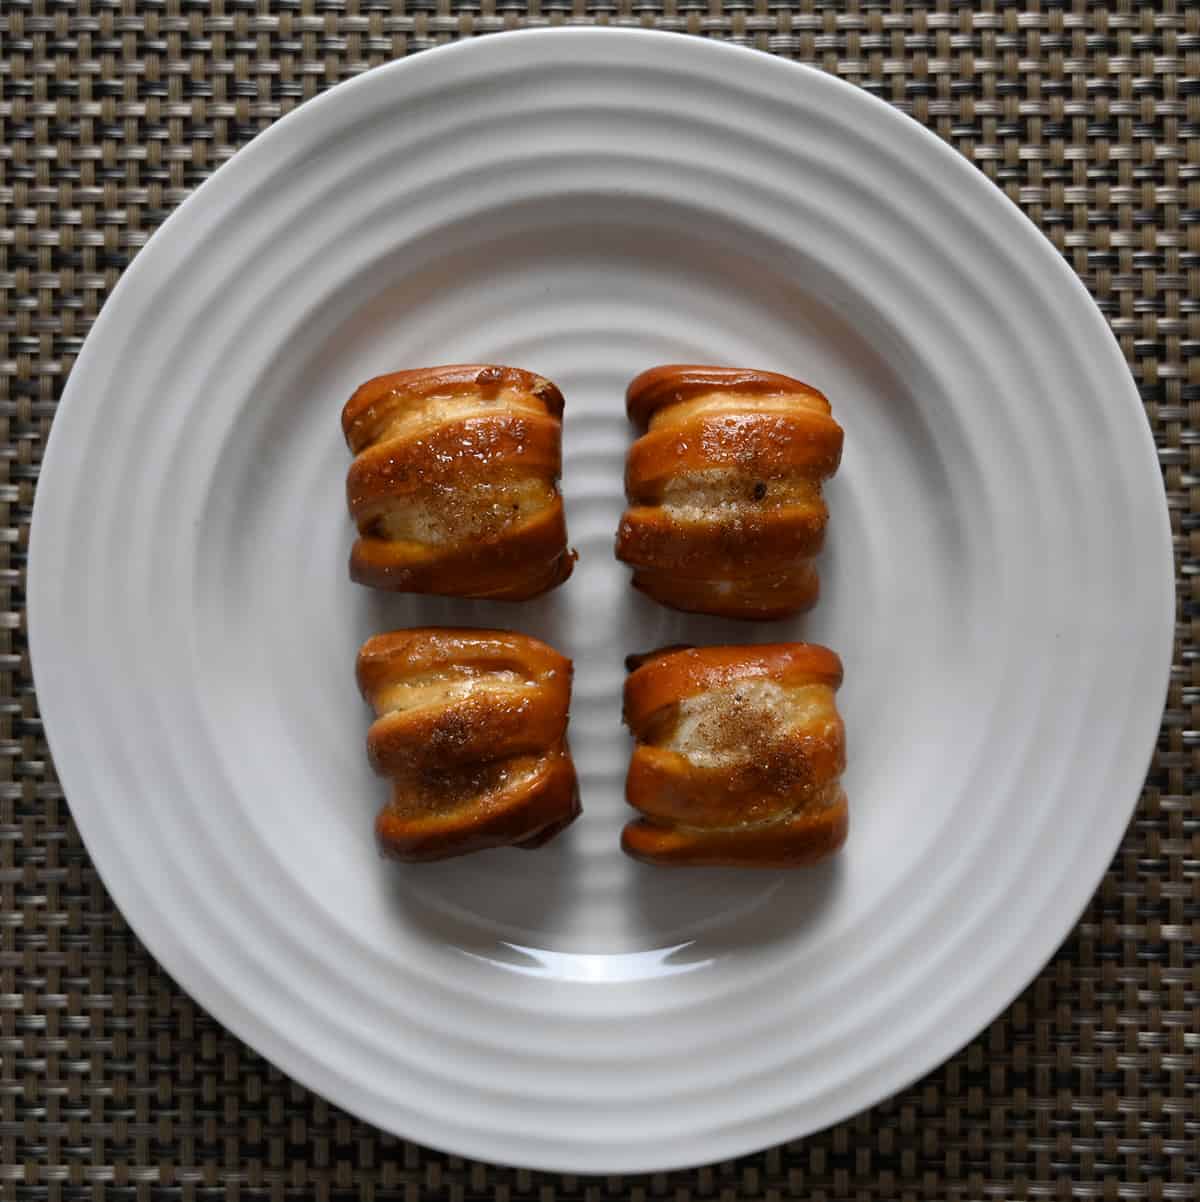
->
[{"left": 1, "top": 2, "right": 1195, "bottom": 1197}]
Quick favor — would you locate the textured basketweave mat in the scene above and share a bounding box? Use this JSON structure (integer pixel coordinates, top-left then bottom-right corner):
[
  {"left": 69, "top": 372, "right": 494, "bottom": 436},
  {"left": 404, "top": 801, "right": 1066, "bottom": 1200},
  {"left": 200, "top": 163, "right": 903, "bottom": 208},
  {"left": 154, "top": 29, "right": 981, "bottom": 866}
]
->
[{"left": 1, "top": 1, "right": 1196, "bottom": 1198}]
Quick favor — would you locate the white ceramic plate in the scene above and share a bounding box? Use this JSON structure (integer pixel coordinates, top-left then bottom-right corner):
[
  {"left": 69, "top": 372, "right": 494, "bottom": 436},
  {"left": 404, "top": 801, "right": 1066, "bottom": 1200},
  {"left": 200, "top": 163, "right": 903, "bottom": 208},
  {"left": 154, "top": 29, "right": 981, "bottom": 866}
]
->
[{"left": 29, "top": 29, "right": 1172, "bottom": 1173}]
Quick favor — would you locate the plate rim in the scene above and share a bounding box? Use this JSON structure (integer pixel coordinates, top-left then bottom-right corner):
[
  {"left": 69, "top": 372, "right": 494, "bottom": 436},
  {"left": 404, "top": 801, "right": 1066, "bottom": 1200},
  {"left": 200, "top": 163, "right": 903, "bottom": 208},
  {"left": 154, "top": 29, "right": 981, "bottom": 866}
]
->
[{"left": 27, "top": 26, "right": 1174, "bottom": 1172}]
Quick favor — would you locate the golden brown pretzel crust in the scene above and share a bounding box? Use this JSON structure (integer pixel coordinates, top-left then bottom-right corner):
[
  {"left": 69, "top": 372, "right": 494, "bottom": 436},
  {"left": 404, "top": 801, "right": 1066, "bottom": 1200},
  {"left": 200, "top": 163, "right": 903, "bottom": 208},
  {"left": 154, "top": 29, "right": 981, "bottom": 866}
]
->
[
  {"left": 617, "top": 365, "right": 843, "bottom": 620},
  {"left": 342, "top": 366, "right": 575, "bottom": 599},
  {"left": 357, "top": 628, "right": 580, "bottom": 861},
  {"left": 622, "top": 643, "right": 848, "bottom": 868}
]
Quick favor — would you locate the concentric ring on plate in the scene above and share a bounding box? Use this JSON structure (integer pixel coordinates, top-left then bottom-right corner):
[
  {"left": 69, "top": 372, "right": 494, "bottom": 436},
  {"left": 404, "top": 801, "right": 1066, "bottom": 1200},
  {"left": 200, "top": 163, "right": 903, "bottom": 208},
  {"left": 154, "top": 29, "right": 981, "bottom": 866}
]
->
[{"left": 28, "top": 29, "right": 1171, "bottom": 1172}]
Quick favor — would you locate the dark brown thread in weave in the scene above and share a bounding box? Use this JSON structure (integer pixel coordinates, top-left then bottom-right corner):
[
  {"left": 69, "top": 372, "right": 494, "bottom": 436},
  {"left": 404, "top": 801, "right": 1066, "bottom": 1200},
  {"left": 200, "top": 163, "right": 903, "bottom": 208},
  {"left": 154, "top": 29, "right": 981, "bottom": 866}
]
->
[{"left": 1, "top": 1, "right": 1196, "bottom": 1198}]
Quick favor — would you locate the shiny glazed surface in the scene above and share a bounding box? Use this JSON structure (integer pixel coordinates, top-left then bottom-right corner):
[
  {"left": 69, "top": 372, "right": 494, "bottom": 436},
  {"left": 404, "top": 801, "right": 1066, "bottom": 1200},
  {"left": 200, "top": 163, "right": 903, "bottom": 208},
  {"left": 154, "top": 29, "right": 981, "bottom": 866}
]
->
[
  {"left": 343, "top": 365, "right": 574, "bottom": 598},
  {"left": 623, "top": 643, "right": 849, "bottom": 867},
  {"left": 618, "top": 365, "right": 844, "bottom": 619},
  {"left": 358, "top": 627, "right": 579, "bottom": 860}
]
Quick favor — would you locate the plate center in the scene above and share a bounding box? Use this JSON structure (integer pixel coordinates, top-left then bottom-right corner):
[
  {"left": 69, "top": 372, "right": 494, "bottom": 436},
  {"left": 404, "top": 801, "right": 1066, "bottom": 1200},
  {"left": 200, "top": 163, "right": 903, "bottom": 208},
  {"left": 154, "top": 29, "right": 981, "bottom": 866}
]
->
[{"left": 197, "top": 200, "right": 971, "bottom": 964}]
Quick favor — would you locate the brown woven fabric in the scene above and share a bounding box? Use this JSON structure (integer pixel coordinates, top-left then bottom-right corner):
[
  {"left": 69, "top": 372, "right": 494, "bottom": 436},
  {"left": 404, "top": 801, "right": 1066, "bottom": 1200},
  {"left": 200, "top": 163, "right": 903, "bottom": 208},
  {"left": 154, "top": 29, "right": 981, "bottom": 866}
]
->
[{"left": 1, "top": 1, "right": 1195, "bottom": 1197}]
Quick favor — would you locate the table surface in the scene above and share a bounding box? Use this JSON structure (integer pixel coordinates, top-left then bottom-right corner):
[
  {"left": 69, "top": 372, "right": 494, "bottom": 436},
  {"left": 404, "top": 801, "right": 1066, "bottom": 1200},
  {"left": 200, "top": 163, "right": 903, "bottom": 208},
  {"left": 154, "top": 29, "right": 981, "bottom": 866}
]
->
[{"left": 2, "top": 3, "right": 1196, "bottom": 1198}]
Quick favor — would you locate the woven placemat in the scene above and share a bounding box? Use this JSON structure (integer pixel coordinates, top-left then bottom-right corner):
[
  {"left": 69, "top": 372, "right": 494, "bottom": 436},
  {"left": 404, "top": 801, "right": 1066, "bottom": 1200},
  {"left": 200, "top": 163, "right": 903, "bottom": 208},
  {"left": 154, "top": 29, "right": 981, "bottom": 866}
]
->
[{"left": 1, "top": 2, "right": 1196, "bottom": 1198}]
